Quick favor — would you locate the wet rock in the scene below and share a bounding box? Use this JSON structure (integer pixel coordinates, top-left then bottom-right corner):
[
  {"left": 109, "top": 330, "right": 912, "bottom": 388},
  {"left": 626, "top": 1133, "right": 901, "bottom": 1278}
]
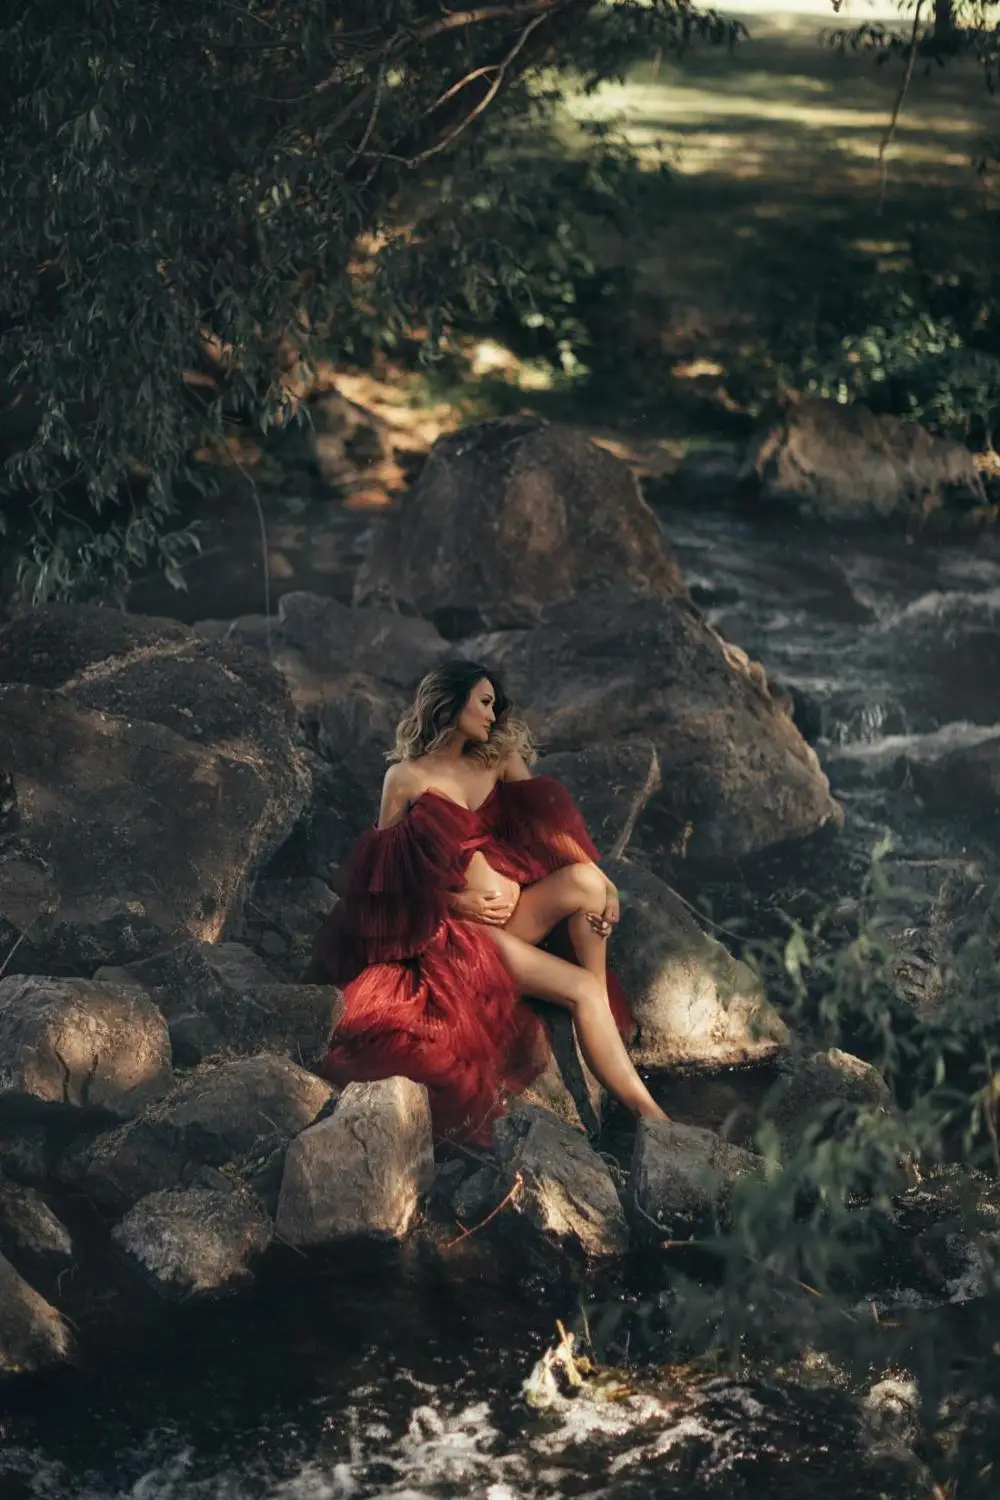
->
[
  {"left": 468, "top": 589, "right": 842, "bottom": 859},
  {"left": 491, "top": 1104, "right": 628, "bottom": 1269},
  {"left": 767, "top": 1050, "right": 891, "bottom": 1163},
  {"left": 0, "top": 682, "right": 307, "bottom": 974},
  {"left": 356, "top": 416, "right": 685, "bottom": 635},
  {"left": 906, "top": 734, "right": 1000, "bottom": 815},
  {"left": 113, "top": 1184, "right": 273, "bottom": 1300},
  {"left": 0, "top": 1252, "right": 74, "bottom": 1375},
  {"left": 631, "top": 1119, "right": 763, "bottom": 1242},
  {"left": 65, "top": 1056, "right": 333, "bottom": 1212},
  {"left": 741, "top": 397, "right": 985, "bottom": 522},
  {"left": 96, "top": 940, "right": 342, "bottom": 1068},
  {"left": 0, "top": 976, "right": 172, "bottom": 1118},
  {"left": 537, "top": 740, "right": 661, "bottom": 860},
  {"left": 276, "top": 1077, "right": 434, "bottom": 1247},
  {"left": 0, "top": 1179, "right": 73, "bottom": 1266},
  {"left": 604, "top": 860, "right": 789, "bottom": 1068}
]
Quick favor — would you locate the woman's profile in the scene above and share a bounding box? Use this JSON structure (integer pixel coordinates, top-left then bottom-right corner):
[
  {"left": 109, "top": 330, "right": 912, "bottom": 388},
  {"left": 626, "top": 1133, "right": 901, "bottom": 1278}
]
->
[{"left": 304, "top": 661, "right": 668, "bottom": 1142}]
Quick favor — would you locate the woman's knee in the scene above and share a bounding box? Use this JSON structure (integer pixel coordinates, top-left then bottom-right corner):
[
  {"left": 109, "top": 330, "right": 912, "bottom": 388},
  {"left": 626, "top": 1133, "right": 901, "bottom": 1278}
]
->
[{"left": 565, "top": 862, "right": 606, "bottom": 909}]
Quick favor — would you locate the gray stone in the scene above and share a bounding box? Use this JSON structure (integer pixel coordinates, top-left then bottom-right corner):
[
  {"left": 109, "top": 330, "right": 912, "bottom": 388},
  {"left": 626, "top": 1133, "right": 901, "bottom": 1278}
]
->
[
  {"left": 907, "top": 735, "right": 1000, "bottom": 816},
  {"left": 0, "top": 681, "right": 308, "bottom": 974},
  {"left": 604, "top": 860, "right": 789, "bottom": 1068},
  {"left": 522, "top": 1008, "right": 603, "bottom": 1137},
  {"left": 631, "top": 1119, "right": 763, "bottom": 1242},
  {"left": 767, "top": 1050, "right": 891, "bottom": 1163},
  {"left": 96, "top": 940, "right": 342, "bottom": 1067},
  {"left": 0, "top": 975, "right": 172, "bottom": 1118},
  {"left": 466, "top": 589, "right": 842, "bottom": 859},
  {"left": 356, "top": 416, "right": 686, "bottom": 634},
  {"left": 0, "top": 1179, "right": 73, "bottom": 1265},
  {"left": 66, "top": 1055, "right": 333, "bottom": 1211},
  {"left": 275, "top": 1077, "right": 434, "bottom": 1247},
  {"left": 0, "top": 604, "right": 189, "bottom": 691},
  {"left": 228, "top": 877, "right": 338, "bottom": 982},
  {"left": 741, "top": 398, "right": 986, "bottom": 522},
  {"left": 0, "top": 1252, "right": 73, "bottom": 1374},
  {"left": 113, "top": 1184, "right": 273, "bottom": 1300},
  {"left": 491, "top": 1104, "right": 628, "bottom": 1268},
  {"left": 537, "top": 740, "right": 661, "bottom": 860}
]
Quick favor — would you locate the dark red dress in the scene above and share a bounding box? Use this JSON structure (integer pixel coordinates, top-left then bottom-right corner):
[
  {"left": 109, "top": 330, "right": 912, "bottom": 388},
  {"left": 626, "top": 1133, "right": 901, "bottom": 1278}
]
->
[{"left": 308, "top": 776, "right": 631, "bottom": 1143}]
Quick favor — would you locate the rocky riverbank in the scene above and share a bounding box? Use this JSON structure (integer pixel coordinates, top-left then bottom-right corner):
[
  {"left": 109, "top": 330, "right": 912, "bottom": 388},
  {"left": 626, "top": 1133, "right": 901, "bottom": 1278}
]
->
[{"left": 0, "top": 412, "right": 991, "bottom": 1381}]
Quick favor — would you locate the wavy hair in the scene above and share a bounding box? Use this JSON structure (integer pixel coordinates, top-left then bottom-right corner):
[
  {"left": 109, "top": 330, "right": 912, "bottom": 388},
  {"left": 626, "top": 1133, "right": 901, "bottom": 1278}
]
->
[{"left": 388, "top": 661, "right": 535, "bottom": 768}]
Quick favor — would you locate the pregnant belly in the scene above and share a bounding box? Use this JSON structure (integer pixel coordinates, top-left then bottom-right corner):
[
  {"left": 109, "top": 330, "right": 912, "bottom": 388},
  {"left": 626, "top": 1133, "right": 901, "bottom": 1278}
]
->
[{"left": 463, "top": 850, "right": 520, "bottom": 906}]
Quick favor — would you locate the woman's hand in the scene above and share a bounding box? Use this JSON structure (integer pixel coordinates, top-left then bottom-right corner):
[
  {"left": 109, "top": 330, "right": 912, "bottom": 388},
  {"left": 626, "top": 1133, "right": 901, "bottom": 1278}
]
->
[
  {"left": 448, "top": 888, "right": 518, "bottom": 927},
  {"left": 587, "top": 883, "right": 620, "bottom": 940}
]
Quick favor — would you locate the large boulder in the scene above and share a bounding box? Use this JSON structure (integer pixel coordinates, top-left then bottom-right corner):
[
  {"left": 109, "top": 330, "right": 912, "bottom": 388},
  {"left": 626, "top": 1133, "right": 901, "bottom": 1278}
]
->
[
  {"left": 0, "top": 606, "right": 310, "bottom": 973},
  {"left": 467, "top": 588, "right": 842, "bottom": 859},
  {"left": 113, "top": 1184, "right": 273, "bottom": 1300},
  {"left": 96, "top": 940, "right": 342, "bottom": 1067},
  {"left": 741, "top": 397, "right": 986, "bottom": 522},
  {"left": 537, "top": 740, "right": 661, "bottom": 860},
  {"left": 604, "top": 861, "right": 789, "bottom": 1069},
  {"left": 0, "top": 976, "right": 172, "bottom": 1118},
  {"left": 64, "top": 1056, "right": 333, "bottom": 1211},
  {"left": 356, "top": 416, "right": 686, "bottom": 635},
  {"left": 275, "top": 1077, "right": 434, "bottom": 1247},
  {"left": 631, "top": 1119, "right": 763, "bottom": 1243},
  {"left": 490, "top": 1104, "right": 629, "bottom": 1271},
  {"left": 0, "top": 1252, "right": 73, "bottom": 1375}
]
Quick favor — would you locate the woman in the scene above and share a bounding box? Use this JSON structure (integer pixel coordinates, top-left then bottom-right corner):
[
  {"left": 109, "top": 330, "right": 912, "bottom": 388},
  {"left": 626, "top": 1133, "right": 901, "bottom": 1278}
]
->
[{"left": 305, "top": 661, "right": 668, "bottom": 1142}]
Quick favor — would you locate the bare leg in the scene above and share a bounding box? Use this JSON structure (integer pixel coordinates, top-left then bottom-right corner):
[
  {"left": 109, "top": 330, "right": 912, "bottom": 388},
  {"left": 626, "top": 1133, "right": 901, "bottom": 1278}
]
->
[
  {"left": 505, "top": 863, "right": 610, "bottom": 997},
  {"left": 486, "top": 927, "right": 667, "bottom": 1122}
]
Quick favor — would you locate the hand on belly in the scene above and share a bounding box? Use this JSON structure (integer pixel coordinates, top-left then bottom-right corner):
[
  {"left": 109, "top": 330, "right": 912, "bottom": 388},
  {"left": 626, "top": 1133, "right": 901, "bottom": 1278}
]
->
[{"left": 457, "top": 853, "right": 520, "bottom": 926}]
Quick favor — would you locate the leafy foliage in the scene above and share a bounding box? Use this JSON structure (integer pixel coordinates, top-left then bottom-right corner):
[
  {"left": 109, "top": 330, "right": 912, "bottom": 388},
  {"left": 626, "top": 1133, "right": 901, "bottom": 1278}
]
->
[{"left": 0, "top": 0, "right": 738, "bottom": 603}]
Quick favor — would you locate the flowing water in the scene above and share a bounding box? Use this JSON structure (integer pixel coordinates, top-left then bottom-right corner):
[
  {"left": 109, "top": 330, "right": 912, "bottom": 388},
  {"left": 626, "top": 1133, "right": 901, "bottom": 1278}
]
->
[{"left": 6, "top": 502, "right": 1000, "bottom": 1498}]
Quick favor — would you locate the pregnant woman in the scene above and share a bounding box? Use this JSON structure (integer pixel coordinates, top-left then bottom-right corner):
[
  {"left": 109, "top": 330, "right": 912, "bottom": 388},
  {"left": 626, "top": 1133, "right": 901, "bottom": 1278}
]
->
[{"left": 304, "top": 661, "right": 667, "bottom": 1142}]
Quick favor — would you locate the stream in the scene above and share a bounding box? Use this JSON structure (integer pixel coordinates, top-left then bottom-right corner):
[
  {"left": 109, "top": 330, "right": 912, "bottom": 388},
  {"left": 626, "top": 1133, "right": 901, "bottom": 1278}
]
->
[{"left": 5, "top": 498, "right": 1000, "bottom": 1498}]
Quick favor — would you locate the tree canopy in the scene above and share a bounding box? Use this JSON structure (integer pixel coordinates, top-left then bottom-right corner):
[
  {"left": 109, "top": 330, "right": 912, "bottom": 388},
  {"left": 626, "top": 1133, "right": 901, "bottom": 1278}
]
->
[{"left": 0, "top": 0, "right": 739, "bottom": 602}]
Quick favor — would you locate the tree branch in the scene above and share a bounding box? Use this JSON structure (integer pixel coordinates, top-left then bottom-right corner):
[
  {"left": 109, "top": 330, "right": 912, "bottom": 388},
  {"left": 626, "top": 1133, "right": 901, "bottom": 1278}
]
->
[{"left": 876, "top": 0, "right": 925, "bottom": 214}]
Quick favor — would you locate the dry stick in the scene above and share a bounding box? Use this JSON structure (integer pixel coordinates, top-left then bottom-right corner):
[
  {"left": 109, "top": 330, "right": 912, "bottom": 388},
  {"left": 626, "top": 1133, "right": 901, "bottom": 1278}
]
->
[
  {"left": 0, "top": 918, "right": 39, "bottom": 980},
  {"left": 877, "top": 0, "right": 925, "bottom": 217},
  {"left": 443, "top": 1170, "right": 523, "bottom": 1249}
]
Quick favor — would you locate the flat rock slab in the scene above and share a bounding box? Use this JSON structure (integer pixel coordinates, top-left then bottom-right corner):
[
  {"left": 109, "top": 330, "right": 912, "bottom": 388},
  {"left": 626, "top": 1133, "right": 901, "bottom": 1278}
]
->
[
  {"left": 492, "top": 1104, "right": 629, "bottom": 1269},
  {"left": 356, "top": 416, "right": 686, "bottom": 634},
  {"left": 0, "top": 975, "right": 172, "bottom": 1119},
  {"left": 66, "top": 1055, "right": 333, "bottom": 1211},
  {"left": 276, "top": 1077, "right": 434, "bottom": 1247},
  {"left": 604, "top": 860, "right": 788, "bottom": 1069},
  {"left": 113, "top": 1185, "right": 273, "bottom": 1300},
  {"left": 465, "top": 588, "right": 842, "bottom": 860},
  {"left": 98, "top": 940, "right": 342, "bottom": 1067},
  {"left": 631, "top": 1119, "right": 763, "bottom": 1243},
  {"left": 0, "top": 1252, "right": 73, "bottom": 1375}
]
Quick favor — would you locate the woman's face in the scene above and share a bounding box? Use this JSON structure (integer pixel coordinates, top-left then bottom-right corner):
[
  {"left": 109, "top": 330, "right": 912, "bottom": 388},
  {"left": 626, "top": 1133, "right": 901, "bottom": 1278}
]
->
[{"left": 457, "top": 677, "right": 496, "bottom": 744}]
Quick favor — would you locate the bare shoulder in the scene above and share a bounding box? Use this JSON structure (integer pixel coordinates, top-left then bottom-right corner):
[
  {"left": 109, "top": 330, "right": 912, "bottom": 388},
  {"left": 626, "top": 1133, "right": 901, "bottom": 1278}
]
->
[
  {"left": 378, "top": 760, "right": 425, "bottom": 827},
  {"left": 499, "top": 750, "right": 534, "bottom": 783}
]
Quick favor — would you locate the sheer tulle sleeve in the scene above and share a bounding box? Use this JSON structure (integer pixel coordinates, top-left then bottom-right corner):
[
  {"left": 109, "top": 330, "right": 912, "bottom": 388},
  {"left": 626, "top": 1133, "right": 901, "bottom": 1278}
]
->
[
  {"left": 489, "top": 775, "right": 600, "bottom": 873},
  {"left": 335, "top": 795, "right": 486, "bottom": 963}
]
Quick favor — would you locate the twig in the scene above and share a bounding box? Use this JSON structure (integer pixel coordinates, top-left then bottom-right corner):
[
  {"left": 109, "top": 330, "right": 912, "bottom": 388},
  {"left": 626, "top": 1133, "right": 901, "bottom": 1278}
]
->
[
  {"left": 876, "top": 0, "right": 925, "bottom": 216},
  {"left": 443, "top": 1170, "right": 523, "bottom": 1249},
  {"left": 0, "top": 917, "right": 40, "bottom": 979}
]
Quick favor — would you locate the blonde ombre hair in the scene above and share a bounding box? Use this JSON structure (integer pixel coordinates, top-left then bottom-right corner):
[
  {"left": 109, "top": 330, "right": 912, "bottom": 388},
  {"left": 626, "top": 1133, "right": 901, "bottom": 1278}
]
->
[{"left": 388, "top": 661, "right": 536, "bottom": 768}]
